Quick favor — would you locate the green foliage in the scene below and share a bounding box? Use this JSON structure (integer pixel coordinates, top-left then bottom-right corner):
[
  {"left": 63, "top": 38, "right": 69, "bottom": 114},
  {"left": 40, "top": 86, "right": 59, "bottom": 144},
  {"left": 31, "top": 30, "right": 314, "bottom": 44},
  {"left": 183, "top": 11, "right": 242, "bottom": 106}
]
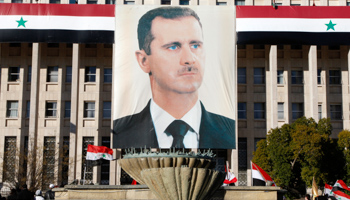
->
[
  {"left": 253, "top": 117, "right": 344, "bottom": 199},
  {"left": 338, "top": 130, "right": 350, "bottom": 183}
]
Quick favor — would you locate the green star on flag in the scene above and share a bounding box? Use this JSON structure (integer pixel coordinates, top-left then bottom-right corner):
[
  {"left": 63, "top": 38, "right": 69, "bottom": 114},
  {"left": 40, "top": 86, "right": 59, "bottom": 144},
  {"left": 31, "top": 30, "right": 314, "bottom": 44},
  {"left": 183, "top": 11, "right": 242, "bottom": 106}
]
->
[
  {"left": 325, "top": 20, "right": 336, "bottom": 31},
  {"left": 16, "top": 17, "right": 27, "bottom": 28}
]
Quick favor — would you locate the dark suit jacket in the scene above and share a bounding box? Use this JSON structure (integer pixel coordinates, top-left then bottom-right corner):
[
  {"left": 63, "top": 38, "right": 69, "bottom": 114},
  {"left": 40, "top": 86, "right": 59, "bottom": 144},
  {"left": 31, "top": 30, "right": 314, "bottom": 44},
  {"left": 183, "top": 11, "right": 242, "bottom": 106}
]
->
[{"left": 113, "top": 100, "right": 235, "bottom": 149}]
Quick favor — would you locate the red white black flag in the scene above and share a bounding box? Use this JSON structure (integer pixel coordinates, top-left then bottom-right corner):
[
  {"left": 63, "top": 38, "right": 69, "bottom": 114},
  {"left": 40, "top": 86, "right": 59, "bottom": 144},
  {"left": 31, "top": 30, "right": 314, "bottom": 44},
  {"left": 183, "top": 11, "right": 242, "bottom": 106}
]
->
[
  {"left": 251, "top": 161, "right": 275, "bottom": 186},
  {"left": 0, "top": 3, "right": 114, "bottom": 43},
  {"left": 236, "top": 6, "right": 350, "bottom": 45}
]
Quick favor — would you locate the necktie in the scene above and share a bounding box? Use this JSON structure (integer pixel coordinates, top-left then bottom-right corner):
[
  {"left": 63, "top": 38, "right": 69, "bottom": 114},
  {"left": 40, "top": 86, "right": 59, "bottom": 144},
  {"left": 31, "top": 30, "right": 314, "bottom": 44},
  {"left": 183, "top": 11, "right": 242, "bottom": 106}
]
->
[{"left": 165, "top": 120, "right": 190, "bottom": 148}]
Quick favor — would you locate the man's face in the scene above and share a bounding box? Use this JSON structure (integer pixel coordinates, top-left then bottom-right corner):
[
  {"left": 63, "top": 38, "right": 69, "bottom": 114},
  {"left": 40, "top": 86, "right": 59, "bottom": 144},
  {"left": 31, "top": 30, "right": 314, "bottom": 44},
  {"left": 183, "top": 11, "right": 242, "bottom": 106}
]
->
[{"left": 142, "top": 16, "right": 205, "bottom": 95}]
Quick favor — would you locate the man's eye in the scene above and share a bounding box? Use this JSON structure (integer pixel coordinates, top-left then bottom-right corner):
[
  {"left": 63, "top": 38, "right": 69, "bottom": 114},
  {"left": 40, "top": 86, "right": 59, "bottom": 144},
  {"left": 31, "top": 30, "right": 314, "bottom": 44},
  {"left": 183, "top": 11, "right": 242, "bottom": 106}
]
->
[
  {"left": 168, "top": 45, "right": 178, "bottom": 50},
  {"left": 191, "top": 44, "right": 199, "bottom": 49}
]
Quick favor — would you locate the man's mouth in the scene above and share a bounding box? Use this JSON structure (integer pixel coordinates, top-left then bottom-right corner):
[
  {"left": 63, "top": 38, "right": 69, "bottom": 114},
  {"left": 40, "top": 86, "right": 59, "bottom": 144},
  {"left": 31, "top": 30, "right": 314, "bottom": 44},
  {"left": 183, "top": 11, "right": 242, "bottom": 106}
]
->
[{"left": 178, "top": 66, "right": 198, "bottom": 75}]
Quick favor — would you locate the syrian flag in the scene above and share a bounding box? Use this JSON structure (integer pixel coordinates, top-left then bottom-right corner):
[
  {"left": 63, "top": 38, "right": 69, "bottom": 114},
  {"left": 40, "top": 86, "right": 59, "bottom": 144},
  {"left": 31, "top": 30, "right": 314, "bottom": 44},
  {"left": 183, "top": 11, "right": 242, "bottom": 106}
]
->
[
  {"left": 236, "top": 6, "right": 350, "bottom": 45},
  {"left": 333, "top": 180, "right": 350, "bottom": 192},
  {"left": 223, "top": 167, "right": 237, "bottom": 186},
  {"left": 251, "top": 162, "right": 276, "bottom": 186},
  {"left": 86, "top": 145, "right": 113, "bottom": 161},
  {"left": 324, "top": 183, "right": 334, "bottom": 197},
  {"left": 0, "top": 3, "right": 114, "bottom": 43},
  {"left": 333, "top": 190, "right": 350, "bottom": 200}
]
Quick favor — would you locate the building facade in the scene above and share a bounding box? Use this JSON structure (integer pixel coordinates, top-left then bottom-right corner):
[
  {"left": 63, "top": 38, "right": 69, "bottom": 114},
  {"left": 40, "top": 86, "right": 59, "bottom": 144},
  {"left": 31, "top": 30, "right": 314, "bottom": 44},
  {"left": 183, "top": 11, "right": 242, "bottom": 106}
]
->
[{"left": 0, "top": 0, "right": 350, "bottom": 193}]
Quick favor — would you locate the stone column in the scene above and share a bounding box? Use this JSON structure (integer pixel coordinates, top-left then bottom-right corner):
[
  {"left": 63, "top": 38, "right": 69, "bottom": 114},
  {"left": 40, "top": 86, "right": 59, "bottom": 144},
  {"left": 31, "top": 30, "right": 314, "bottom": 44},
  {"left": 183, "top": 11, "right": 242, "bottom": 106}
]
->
[
  {"left": 68, "top": 44, "right": 80, "bottom": 183},
  {"left": 266, "top": 45, "right": 278, "bottom": 130},
  {"left": 306, "top": 45, "right": 318, "bottom": 120},
  {"left": 343, "top": 47, "right": 350, "bottom": 130},
  {"left": 28, "top": 43, "right": 41, "bottom": 185}
]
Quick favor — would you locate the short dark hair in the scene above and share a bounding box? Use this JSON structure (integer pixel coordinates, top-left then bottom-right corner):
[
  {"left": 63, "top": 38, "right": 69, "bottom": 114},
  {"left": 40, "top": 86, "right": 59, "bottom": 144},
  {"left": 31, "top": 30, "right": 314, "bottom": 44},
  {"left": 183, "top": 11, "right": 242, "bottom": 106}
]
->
[{"left": 137, "top": 6, "right": 202, "bottom": 55}]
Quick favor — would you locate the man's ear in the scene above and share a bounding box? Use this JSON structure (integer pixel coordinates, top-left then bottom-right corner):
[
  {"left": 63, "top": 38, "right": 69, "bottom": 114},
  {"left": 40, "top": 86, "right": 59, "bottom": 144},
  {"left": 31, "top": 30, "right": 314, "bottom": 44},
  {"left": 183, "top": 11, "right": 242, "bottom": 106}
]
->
[{"left": 135, "top": 50, "right": 151, "bottom": 74}]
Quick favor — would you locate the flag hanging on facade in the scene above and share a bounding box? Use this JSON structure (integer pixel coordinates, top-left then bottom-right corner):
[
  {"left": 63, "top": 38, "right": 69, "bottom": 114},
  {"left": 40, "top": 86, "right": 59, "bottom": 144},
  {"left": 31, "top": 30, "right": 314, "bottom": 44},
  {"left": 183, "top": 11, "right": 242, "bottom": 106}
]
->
[
  {"left": 0, "top": 3, "right": 114, "bottom": 43},
  {"left": 236, "top": 6, "right": 350, "bottom": 45},
  {"left": 324, "top": 183, "right": 334, "bottom": 197},
  {"left": 251, "top": 161, "right": 275, "bottom": 186},
  {"left": 333, "top": 180, "right": 350, "bottom": 192},
  {"left": 333, "top": 190, "right": 350, "bottom": 200},
  {"left": 86, "top": 144, "right": 113, "bottom": 161}
]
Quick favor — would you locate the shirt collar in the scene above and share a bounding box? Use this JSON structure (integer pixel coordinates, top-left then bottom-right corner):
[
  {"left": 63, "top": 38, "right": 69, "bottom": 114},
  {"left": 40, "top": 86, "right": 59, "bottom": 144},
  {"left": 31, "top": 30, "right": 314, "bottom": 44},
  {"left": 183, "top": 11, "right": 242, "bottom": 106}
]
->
[{"left": 150, "top": 99, "right": 201, "bottom": 137}]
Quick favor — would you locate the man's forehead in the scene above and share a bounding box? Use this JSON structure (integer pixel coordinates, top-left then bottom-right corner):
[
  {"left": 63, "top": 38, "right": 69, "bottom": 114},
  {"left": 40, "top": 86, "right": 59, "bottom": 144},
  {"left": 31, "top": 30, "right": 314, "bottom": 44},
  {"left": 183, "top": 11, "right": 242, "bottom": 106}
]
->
[
  {"left": 150, "top": 16, "right": 203, "bottom": 38},
  {"left": 151, "top": 16, "right": 202, "bottom": 31}
]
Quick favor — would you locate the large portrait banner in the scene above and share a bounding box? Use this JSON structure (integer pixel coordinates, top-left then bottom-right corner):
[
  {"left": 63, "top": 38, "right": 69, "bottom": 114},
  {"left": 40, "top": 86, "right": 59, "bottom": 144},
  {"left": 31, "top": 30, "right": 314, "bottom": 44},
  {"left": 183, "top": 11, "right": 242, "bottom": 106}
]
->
[{"left": 113, "top": 5, "right": 236, "bottom": 149}]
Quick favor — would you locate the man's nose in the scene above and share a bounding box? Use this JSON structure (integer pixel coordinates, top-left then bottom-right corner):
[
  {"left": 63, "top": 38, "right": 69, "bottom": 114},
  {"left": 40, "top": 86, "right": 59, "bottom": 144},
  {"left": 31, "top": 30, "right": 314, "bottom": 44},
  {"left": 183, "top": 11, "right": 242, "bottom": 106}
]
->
[{"left": 180, "top": 46, "right": 195, "bottom": 65}]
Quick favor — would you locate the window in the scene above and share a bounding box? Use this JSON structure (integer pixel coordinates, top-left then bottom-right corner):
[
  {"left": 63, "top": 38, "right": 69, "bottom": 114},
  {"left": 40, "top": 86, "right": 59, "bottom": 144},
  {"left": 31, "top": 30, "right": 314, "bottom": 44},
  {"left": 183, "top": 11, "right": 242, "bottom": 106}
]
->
[
  {"left": 11, "top": 0, "right": 23, "bottom": 3},
  {"left": 43, "top": 137, "right": 56, "bottom": 190},
  {"left": 318, "top": 104, "right": 322, "bottom": 120},
  {"left": 82, "top": 137, "right": 94, "bottom": 182},
  {"left": 277, "top": 70, "right": 284, "bottom": 84},
  {"left": 8, "top": 67, "right": 20, "bottom": 82},
  {"left": 292, "top": 103, "right": 304, "bottom": 120},
  {"left": 123, "top": 0, "right": 135, "bottom": 4},
  {"left": 106, "top": 0, "right": 115, "bottom": 4},
  {"left": 47, "top": 66, "right": 58, "bottom": 82},
  {"left": 103, "top": 102, "right": 111, "bottom": 119},
  {"left": 238, "top": 138, "right": 247, "bottom": 186},
  {"left": 61, "top": 136, "right": 70, "bottom": 186},
  {"left": 254, "top": 68, "right": 265, "bottom": 84},
  {"left": 216, "top": 1, "right": 227, "bottom": 5},
  {"left": 66, "top": 66, "right": 72, "bottom": 83},
  {"left": 46, "top": 102, "right": 57, "bottom": 118},
  {"left": 180, "top": 0, "right": 189, "bottom": 4},
  {"left": 3, "top": 137, "right": 16, "bottom": 182},
  {"left": 104, "top": 68, "right": 112, "bottom": 83},
  {"left": 238, "top": 102, "right": 247, "bottom": 119},
  {"left": 278, "top": 103, "right": 284, "bottom": 120},
  {"left": 101, "top": 137, "right": 111, "bottom": 185},
  {"left": 84, "top": 102, "right": 95, "bottom": 118},
  {"left": 254, "top": 103, "right": 265, "bottom": 119},
  {"left": 330, "top": 104, "right": 342, "bottom": 120},
  {"left": 49, "top": 0, "right": 60, "bottom": 3},
  {"left": 26, "top": 101, "right": 30, "bottom": 118},
  {"left": 161, "top": 0, "right": 170, "bottom": 4},
  {"left": 47, "top": 43, "right": 59, "bottom": 48},
  {"left": 317, "top": 69, "right": 322, "bottom": 85},
  {"left": 291, "top": 70, "right": 303, "bottom": 84},
  {"left": 27, "top": 66, "right": 32, "bottom": 82},
  {"left": 238, "top": 68, "right": 246, "bottom": 84},
  {"left": 329, "top": 70, "right": 341, "bottom": 85},
  {"left": 87, "top": 0, "right": 97, "bottom": 3},
  {"left": 85, "top": 67, "right": 96, "bottom": 82},
  {"left": 65, "top": 101, "right": 71, "bottom": 118},
  {"left": 69, "top": 0, "right": 76, "bottom": 4},
  {"left": 235, "top": 0, "right": 245, "bottom": 5},
  {"left": 7, "top": 101, "right": 18, "bottom": 118}
]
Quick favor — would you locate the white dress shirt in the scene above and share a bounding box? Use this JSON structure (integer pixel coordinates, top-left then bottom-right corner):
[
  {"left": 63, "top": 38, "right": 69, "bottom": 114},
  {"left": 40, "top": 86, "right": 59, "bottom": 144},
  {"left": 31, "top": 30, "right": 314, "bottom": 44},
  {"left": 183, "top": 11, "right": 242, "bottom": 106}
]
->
[{"left": 150, "top": 99, "right": 202, "bottom": 148}]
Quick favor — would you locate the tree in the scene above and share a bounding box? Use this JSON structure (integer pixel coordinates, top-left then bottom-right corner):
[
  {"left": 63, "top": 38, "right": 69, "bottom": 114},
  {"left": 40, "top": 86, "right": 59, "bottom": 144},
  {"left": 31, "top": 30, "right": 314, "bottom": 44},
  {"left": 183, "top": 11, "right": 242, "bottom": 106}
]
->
[
  {"left": 338, "top": 129, "right": 350, "bottom": 184},
  {"left": 253, "top": 117, "right": 341, "bottom": 199},
  {"left": 1, "top": 137, "right": 70, "bottom": 192}
]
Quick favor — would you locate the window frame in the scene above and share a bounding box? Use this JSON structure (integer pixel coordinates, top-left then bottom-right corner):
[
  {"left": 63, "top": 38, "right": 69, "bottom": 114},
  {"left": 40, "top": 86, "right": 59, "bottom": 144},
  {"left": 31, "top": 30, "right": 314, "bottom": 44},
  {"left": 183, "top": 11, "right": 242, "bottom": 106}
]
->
[
  {"left": 330, "top": 104, "right": 342, "bottom": 120},
  {"left": 84, "top": 102, "right": 95, "bottom": 118},
  {"left": 85, "top": 67, "right": 96, "bottom": 83},
  {"left": 329, "top": 69, "right": 341, "bottom": 85},
  {"left": 291, "top": 70, "right": 303, "bottom": 85},
  {"left": 7, "top": 101, "right": 19, "bottom": 118},
  {"left": 8, "top": 67, "right": 20, "bottom": 82},
  {"left": 238, "top": 102, "right": 247, "bottom": 119},
  {"left": 45, "top": 101, "right": 57, "bottom": 118},
  {"left": 254, "top": 68, "right": 265, "bottom": 84},
  {"left": 278, "top": 102, "right": 284, "bottom": 120},
  {"left": 292, "top": 103, "right": 304, "bottom": 120},
  {"left": 47, "top": 66, "right": 59, "bottom": 82},
  {"left": 254, "top": 102, "right": 265, "bottom": 119}
]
